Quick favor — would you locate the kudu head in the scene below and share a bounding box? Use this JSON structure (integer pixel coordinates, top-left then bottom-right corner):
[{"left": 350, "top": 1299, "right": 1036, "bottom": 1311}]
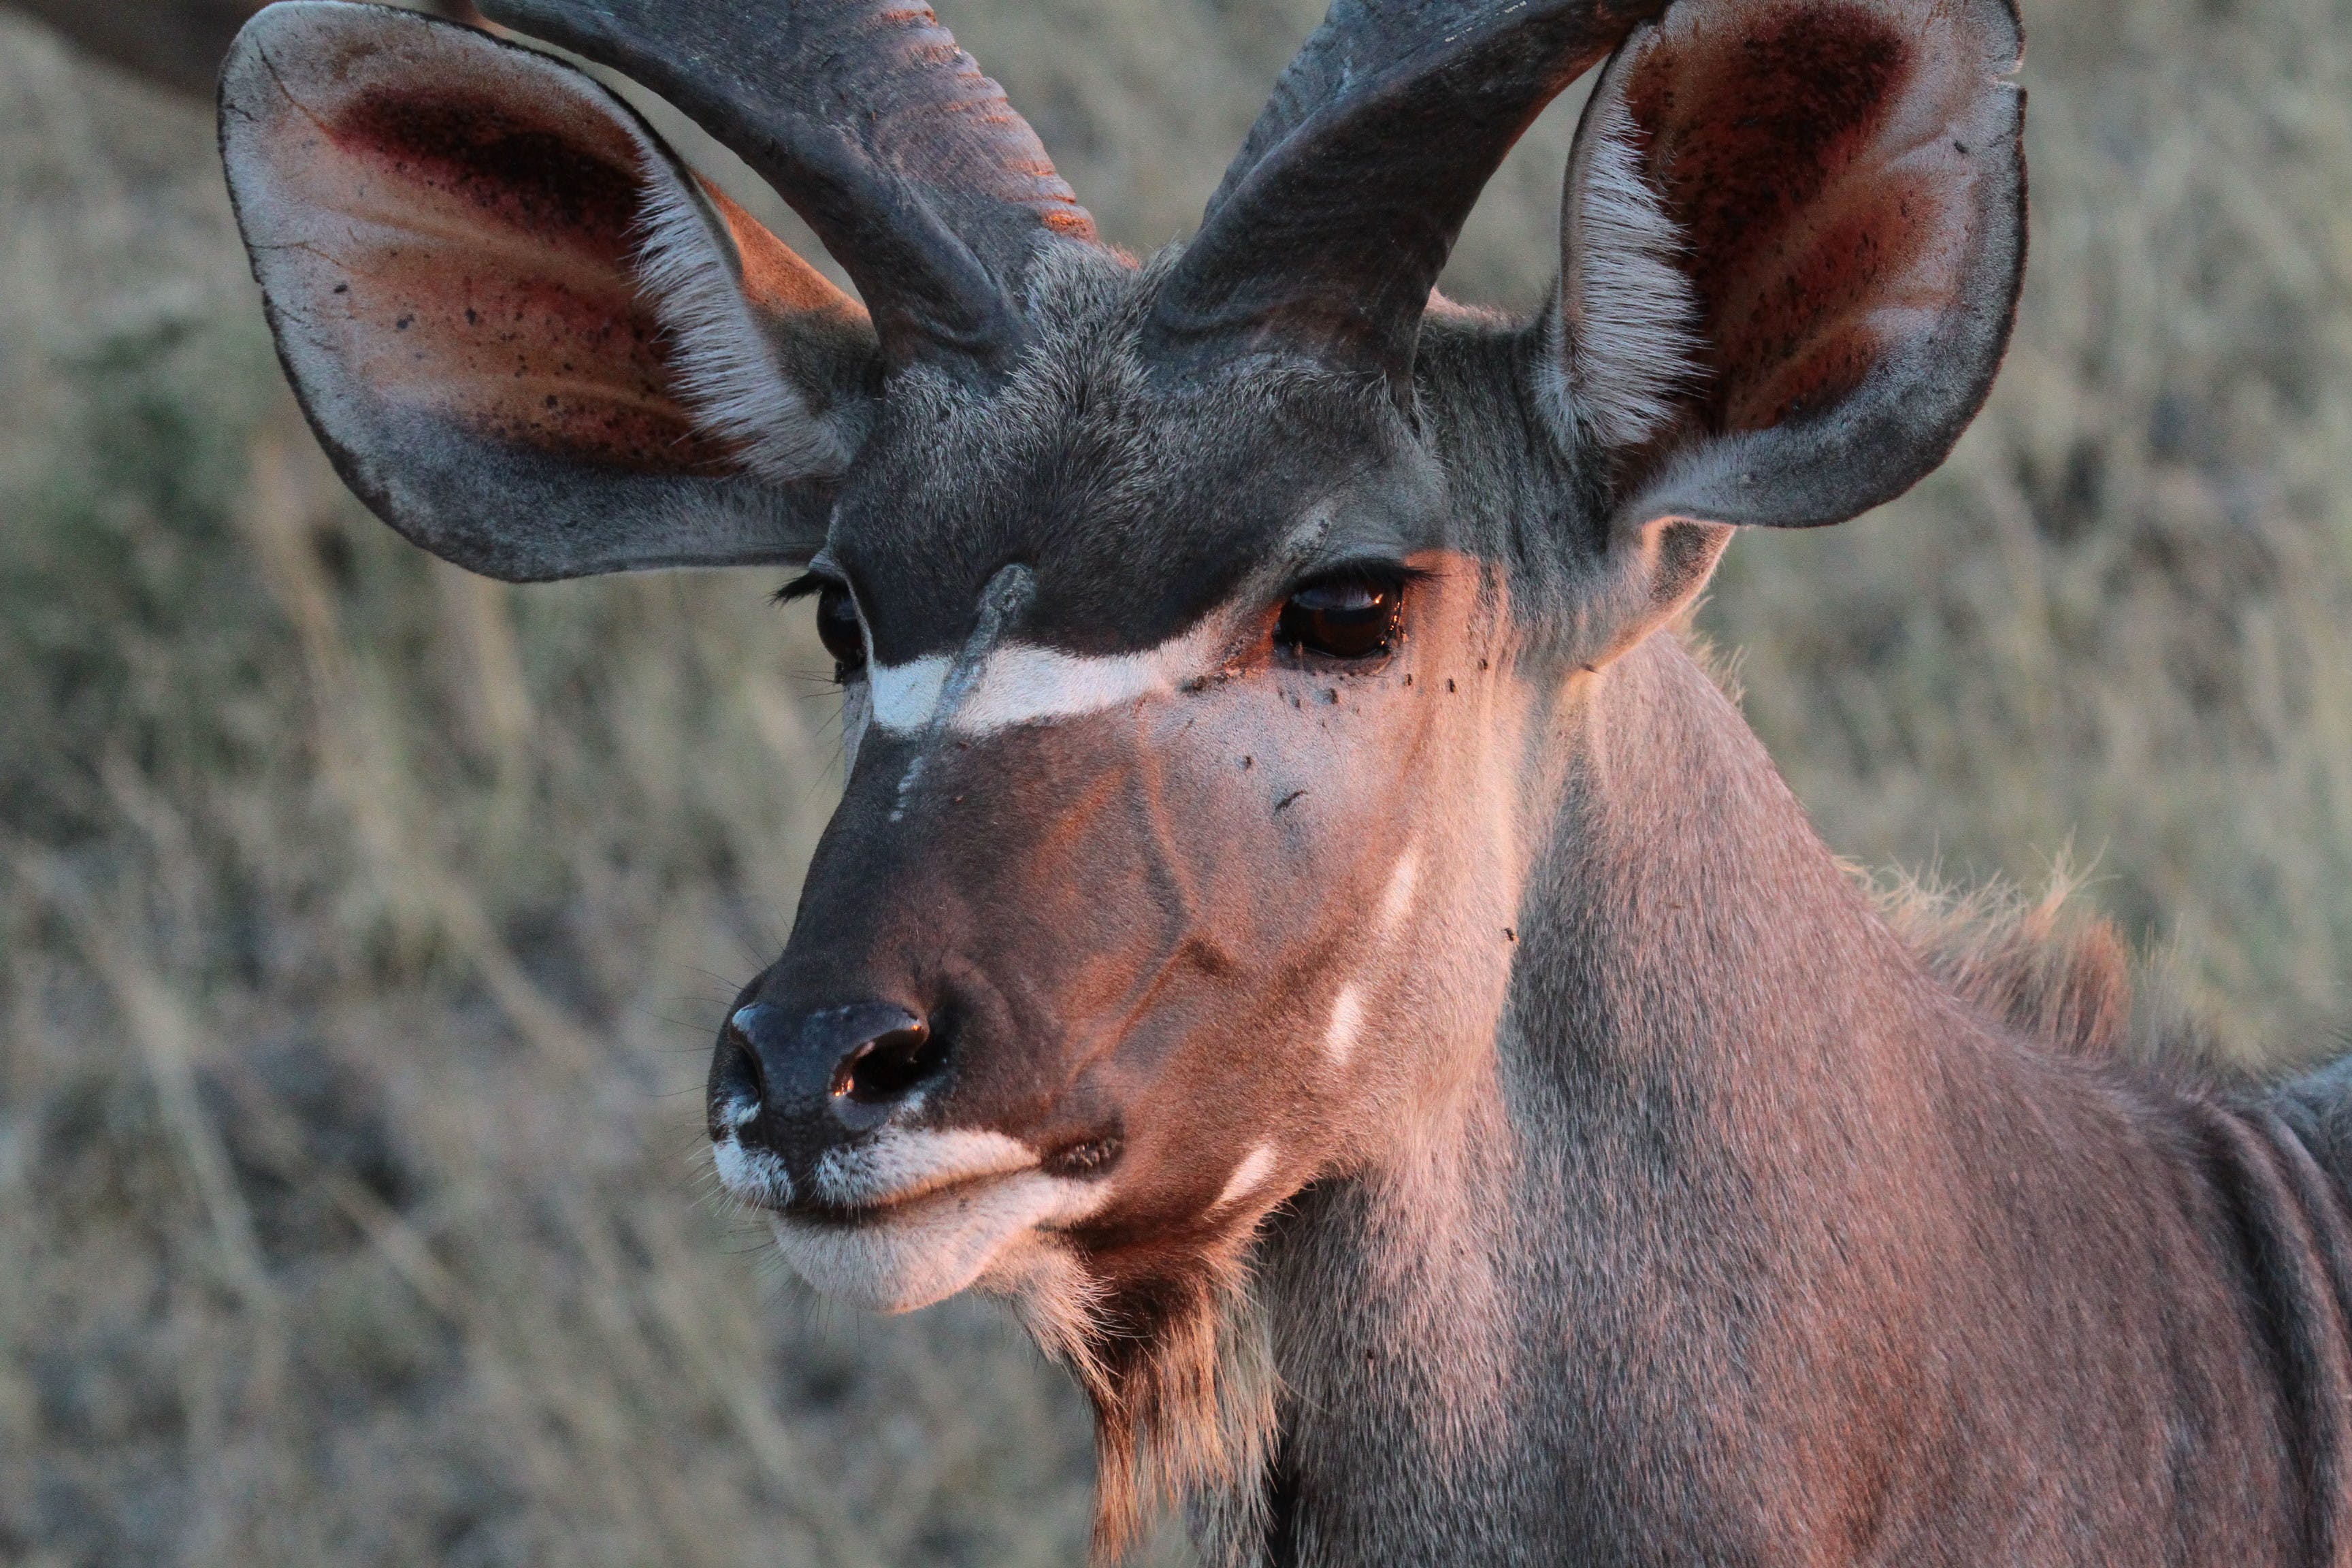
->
[{"left": 223, "top": 0, "right": 2022, "bottom": 1539}]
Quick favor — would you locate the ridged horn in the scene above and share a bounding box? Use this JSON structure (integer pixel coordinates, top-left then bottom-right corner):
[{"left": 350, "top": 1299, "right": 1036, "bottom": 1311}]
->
[
  {"left": 477, "top": 0, "right": 1102, "bottom": 376},
  {"left": 1145, "top": 0, "right": 1671, "bottom": 386}
]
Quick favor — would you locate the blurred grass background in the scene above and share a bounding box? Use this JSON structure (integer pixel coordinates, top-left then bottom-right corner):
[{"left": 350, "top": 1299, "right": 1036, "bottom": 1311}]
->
[{"left": 2, "top": 0, "right": 2349, "bottom": 1561}]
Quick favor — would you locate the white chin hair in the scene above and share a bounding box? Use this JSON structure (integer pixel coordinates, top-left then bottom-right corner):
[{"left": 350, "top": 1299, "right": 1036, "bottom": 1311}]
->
[{"left": 769, "top": 1171, "right": 1108, "bottom": 1313}]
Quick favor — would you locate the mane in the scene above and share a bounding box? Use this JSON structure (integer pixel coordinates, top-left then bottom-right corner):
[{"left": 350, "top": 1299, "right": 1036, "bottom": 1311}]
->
[
  {"left": 1867, "top": 864, "right": 2172, "bottom": 1062},
  {"left": 1672, "top": 616, "right": 2213, "bottom": 1074}
]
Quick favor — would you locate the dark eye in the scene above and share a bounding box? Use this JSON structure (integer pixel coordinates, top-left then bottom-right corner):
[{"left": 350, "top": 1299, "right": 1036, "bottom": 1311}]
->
[
  {"left": 815, "top": 581, "right": 866, "bottom": 676},
  {"left": 1276, "top": 576, "right": 1402, "bottom": 661}
]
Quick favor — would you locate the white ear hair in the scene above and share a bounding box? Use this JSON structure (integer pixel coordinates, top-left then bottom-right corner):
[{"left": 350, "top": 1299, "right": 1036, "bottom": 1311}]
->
[
  {"left": 1539, "top": 86, "right": 1704, "bottom": 453},
  {"left": 632, "top": 176, "right": 853, "bottom": 483}
]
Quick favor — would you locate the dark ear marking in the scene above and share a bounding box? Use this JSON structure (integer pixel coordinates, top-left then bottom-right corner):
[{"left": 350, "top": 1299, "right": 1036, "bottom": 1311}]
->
[
  {"left": 1639, "top": 4, "right": 1918, "bottom": 434},
  {"left": 220, "top": 1, "right": 877, "bottom": 581},
  {"left": 1546, "top": 0, "right": 2027, "bottom": 533},
  {"left": 478, "top": 0, "right": 1107, "bottom": 376},
  {"left": 288, "top": 74, "right": 717, "bottom": 467}
]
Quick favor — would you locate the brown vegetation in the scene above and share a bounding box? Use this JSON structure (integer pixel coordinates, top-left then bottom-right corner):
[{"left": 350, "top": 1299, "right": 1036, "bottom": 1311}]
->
[{"left": 2, "top": 0, "right": 2349, "bottom": 1559}]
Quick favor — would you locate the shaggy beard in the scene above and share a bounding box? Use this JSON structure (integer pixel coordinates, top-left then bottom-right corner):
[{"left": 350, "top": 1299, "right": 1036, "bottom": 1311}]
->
[{"left": 1007, "top": 1233, "right": 1279, "bottom": 1565}]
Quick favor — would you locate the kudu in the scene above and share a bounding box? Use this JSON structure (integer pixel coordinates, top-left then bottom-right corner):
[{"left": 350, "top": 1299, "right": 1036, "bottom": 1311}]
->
[{"left": 219, "top": 0, "right": 2352, "bottom": 1561}]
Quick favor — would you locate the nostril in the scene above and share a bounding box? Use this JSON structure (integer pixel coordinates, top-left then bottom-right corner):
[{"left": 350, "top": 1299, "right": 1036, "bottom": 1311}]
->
[
  {"left": 709, "top": 1006, "right": 772, "bottom": 1137},
  {"left": 725, "top": 1011, "right": 770, "bottom": 1089},
  {"left": 720, "top": 999, "right": 943, "bottom": 1134},
  {"left": 831, "top": 1021, "right": 947, "bottom": 1105}
]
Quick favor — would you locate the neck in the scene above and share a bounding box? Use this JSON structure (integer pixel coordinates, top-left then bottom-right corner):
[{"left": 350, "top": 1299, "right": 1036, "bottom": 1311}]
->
[{"left": 1207, "top": 633, "right": 2302, "bottom": 1567}]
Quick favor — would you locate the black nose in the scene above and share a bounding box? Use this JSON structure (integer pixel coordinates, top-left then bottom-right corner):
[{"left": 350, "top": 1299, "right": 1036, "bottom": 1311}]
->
[{"left": 713, "top": 1000, "right": 945, "bottom": 1137}]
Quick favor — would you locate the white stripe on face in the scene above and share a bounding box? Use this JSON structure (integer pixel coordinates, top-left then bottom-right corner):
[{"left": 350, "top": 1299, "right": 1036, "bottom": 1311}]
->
[
  {"left": 868, "top": 655, "right": 951, "bottom": 731},
  {"left": 1377, "top": 847, "right": 1422, "bottom": 938},
  {"left": 1216, "top": 1142, "right": 1279, "bottom": 1209},
  {"left": 1324, "top": 983, "right": 1365, "bottom": 1066},
  {"left": 868, "top": 623, "right": 1222, "bottom": 736}
]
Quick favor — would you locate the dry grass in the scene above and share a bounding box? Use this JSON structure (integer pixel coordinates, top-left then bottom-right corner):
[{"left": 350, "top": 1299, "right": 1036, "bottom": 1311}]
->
[
  {"left": 2, "top": 0, "right": 2350, "bottom": 1560},
  {"left": 1710, "top": 0, "right": 2352, "bottom": 1062},
  {"left": 0, "top": 17, "right": 1109, "bottom": 1563}
]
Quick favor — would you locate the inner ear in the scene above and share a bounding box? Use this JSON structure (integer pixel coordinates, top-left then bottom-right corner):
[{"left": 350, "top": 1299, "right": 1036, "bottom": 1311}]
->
[
  {"left": 1548, "top": 0, "right": 2025, "bottom": 533},
  {"left": 221, "top": 3, "right": 878, "bottom": 581},
  {"left": 288, "top": 72, "right": 717, "bottom": 466},
  {"left": 1635, "top": 2, "right": 1954, "bottom": 435}
]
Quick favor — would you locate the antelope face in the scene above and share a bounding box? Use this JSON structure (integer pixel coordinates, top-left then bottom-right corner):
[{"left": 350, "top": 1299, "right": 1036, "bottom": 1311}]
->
[
  {"left": 709, "top": 332, "right": 1541, "bottom": 1316},
  {"left": 223, "top": 0, "right": 2023, "bottom": 1480}
]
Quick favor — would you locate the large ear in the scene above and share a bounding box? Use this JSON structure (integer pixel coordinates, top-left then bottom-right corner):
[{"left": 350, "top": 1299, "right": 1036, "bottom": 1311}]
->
[
  {"left": 219, "top": 1, "right": 879, "bottom": 581},
  {"left": 1539, "top": 0, "right": 2025, "bottom": 532}
]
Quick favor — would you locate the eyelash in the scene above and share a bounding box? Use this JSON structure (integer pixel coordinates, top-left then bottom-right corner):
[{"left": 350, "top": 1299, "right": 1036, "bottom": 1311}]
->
[{"left": 780, "top": 574, "right": 866, "bottom": 678}]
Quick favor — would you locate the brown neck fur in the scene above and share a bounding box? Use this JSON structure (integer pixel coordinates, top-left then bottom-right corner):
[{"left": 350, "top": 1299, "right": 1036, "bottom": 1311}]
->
[{"left": 1140, "top": 632, "right": 2352, "bottom": 1566}]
